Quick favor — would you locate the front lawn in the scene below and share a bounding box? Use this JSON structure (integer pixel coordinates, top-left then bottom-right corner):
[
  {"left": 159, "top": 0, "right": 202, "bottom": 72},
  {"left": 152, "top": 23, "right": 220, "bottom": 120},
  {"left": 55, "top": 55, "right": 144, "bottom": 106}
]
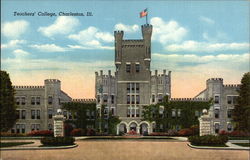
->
[
  {"left": 0, "top": 142, "right": 34, "bottom": 148},
  {"left": 81, "top": 136, "right": 173, "bottom": 141},
  {"left": 233, "top": 143, "right": 250, "bottom": 147}
]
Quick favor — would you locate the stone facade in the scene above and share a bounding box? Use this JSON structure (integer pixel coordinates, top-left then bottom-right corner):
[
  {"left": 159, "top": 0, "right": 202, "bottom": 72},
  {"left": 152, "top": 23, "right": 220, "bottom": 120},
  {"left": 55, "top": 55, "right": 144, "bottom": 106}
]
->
[
  {"left": 95, "top": 24, "right": 171, "bottom": 134},
  {"left": 11, "top": 79, "right": 95, "bottom": 134},
  {"left": 195, "top": 78, "right": 240, "bottom": 134}
]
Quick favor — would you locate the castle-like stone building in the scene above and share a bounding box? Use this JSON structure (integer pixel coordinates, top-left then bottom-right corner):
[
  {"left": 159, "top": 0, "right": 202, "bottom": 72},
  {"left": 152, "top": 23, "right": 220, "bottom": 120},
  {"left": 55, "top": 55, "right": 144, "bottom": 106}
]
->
[{"left": 10, "top": 23, "right": 240, "bottom": 135}]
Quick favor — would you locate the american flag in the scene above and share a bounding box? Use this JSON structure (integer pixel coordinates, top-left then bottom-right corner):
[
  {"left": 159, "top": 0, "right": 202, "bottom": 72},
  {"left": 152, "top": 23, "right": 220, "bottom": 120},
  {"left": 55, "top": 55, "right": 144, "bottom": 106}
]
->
[{"left": 140, "top": 9, "right": 148, "bottom": 18}]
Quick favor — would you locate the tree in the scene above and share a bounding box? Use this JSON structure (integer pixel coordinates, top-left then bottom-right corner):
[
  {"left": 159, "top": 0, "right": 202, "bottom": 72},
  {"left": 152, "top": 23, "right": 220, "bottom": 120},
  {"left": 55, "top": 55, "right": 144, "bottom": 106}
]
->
[
  {"left": 233, "top": 72, "right": 250, "bottom": 132},
  {"left": 0, "top": 70, "right": 17, "bottom": 132}
]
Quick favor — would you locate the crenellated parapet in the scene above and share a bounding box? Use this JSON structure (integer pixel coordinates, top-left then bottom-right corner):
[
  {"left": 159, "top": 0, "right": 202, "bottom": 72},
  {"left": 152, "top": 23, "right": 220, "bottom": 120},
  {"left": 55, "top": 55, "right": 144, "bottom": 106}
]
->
[
  {"left": 13, "top": 85, "right": 45, "bottom": 89},
  {"left": 122, "top": 45, "right": 144, "bottom": 48},
  {"left": 45, "top": 79, "right": 61, "bottom": 83},
  {"left": 95, "top": 70, "right": 115, "bottom": 78},
  {"left": 151, "top": 70, "right": 171, "bottom": 77},
  {"left": 122, "top": 40, "right": 144, "bottom": 45},
  {"left": 170, "top": 98, "right": 209, "bottom": 102},
  {"left": 223, "top": 84, "right": 240, "bottom": 88},
  {"left": 72, "top": 98, "right": 96, "bottom": 103},
  {"left": 206, "top": 78, "right": 223, "bottom": 82}
]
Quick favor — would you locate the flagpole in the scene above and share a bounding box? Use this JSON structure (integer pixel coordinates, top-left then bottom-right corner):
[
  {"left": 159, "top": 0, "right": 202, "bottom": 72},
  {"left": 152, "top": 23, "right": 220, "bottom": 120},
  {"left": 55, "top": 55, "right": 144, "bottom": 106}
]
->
[{"left": 146, "top": 14, "right": 148, "bottom": 24}]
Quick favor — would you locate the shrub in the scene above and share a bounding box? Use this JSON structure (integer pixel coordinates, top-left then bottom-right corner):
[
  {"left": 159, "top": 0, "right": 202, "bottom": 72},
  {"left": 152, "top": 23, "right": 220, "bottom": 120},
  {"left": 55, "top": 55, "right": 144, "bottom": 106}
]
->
[
  {"left": 167, "top": 129, "right": 179, "bottom": 136},
  {"left": 149, "top": 132, "right": 168, "bottom": 136},
  {"left": 228, "top": 130, "right": 249, "bottom": 137},
  {"left": 118, "top": 131, "right": 125, "bottom": 136},
  {"left": 70, "top": 128, "right": 84, "bottom": 136},
  {"left": 64, "top": 124, "right": 73, "bottom": 137},
  {"left": 40, "top": 137, "right": 75, "bottom": 146},
  {"left": 188, "top": 135, "right": 228, "bottom": 146},
  {"left": 0, "top": 132, "right": 26, "bottom": 137},
  {"left": 27, "top": 130, "right": 53, "bottom": 137},
  {"left": 86, "top": 128, "right": 96, "bottom": 136},
  {"left": 178, "top": 128, "right": 193, "bottom": 136},
  {"left": 190, "top": 125, "right": 199, "bottom": 135}
]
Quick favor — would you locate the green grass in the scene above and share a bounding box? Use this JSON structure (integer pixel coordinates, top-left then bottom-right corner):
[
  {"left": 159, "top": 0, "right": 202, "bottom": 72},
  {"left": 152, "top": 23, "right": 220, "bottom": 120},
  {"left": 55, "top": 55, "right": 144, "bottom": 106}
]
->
[
  {"left": 229, "top": 137, "right": 250, "bottom": 140},
  {"left": 191, "top": 143, "right": 228, "bottom": 147},
  {"left": 233, "top": 143, "right": 250, "bottom": 147},
  {"left": 0, "top": 142, "right": 34, "bottom": 148},
  {"left": 81, "top": 136, "right": 173, "bottom": 141}
]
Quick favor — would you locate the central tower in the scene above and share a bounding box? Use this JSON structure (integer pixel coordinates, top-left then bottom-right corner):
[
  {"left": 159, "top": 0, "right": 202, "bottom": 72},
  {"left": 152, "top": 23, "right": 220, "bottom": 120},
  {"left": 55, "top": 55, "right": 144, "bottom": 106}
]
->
[{"left": 114, "top": 24, "right": 153, "bottom": 132}]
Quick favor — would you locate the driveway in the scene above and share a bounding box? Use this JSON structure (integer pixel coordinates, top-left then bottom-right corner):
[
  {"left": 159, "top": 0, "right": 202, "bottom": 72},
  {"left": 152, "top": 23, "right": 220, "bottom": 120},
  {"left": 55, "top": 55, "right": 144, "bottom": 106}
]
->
[{"left": 1, "top": 140, "right": 249, "bottom": 160}]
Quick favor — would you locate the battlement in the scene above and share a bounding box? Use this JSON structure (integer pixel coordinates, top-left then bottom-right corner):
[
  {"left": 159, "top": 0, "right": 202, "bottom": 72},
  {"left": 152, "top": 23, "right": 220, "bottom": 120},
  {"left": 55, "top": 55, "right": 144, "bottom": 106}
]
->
[
  {"left": 72, "top": 98, "right": 96, "bottom": 103},
  {"left": 45, "top": 79, "right": 61, "bottom": 83},
  {"left": 13, "top": 86, "right": 45, "bottom": 89},
  {"left": 207, "top": 78, "right": 223, "bottom": 81},
  {"left": 122, "top": 40, "right": 144, "bottom": 45},
  {"left": 95, "top": 70, "right": 114, "bottom": 77},
  {"left": 122, "top": 45, "right": 144, "bottom": 48},
  {"left": 223, "top": 84, "right": 240, "bottom": 88},
  {"left": 170, "top": 98, "right": 209, "bottom": 102},
  {"left": 151, "top": 70, "right": 171, "bottom": 76}
]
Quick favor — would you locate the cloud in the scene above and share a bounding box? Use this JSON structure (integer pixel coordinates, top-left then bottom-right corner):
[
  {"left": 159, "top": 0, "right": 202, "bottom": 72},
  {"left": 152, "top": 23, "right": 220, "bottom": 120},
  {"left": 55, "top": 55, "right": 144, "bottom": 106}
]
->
[
  {"left": 2, "top": 20, "right": 29, "bottom": 39},
  {"left": 68, "top": 26, "right": 114, "bottom": 49},
  {"left": 68, "top": 44, "right": 114, "bottom": 50},
  {"left": 13, "top": 49, "right": 30, "bottom": 59},
  {"left": 1, "top": 40, "right": 26, "bottom": 49},
  {"left": 38, "top": 17, "right": 79, "bottom": 38},
  {"left": 165, "top": 41, "right": 249, "bottom": 52},
  {"left": 114, "top": 23, "right": 139, "bottom": 33},
  {"left": 202, "top": 31, "right": 229, "bottom": 42},
  {"left": 199, "top": 16, "right": 215, "bottom": 25},
  {"left": 30, "top": 44, "right": 67, "bottom": 52},
  {"left": 150, "top": 17, "right": 188, "bottom": 44}
]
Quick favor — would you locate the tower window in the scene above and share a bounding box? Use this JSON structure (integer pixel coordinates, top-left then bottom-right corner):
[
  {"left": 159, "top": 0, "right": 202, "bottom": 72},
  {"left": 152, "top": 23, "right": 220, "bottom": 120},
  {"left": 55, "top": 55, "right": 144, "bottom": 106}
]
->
[
  {"left": 136, "top": 95, "right": 140, "bottom": 104},
  {"left": 214, "top": 109, "right": 219, "bottom": 118},
  {"left": 48, "top": 96, "right": 53, "bottom": 105},
  {"left": 135, "top": 64, "right": 140, "bottom": 72},
  {"left": 152, "top": 95, "right": 155, "bottom": 103},
  {"left": 126, "top": 64, "right": 131, "bottom": 73},
  {"left": 214, "top": 95, "right": 220, "bottom": 104},
  {"left": 136, "top": 83, "right": 139, "bottom": 93},
  {"left": 227, "top": 109, "right": 232, "bottom": 118}
]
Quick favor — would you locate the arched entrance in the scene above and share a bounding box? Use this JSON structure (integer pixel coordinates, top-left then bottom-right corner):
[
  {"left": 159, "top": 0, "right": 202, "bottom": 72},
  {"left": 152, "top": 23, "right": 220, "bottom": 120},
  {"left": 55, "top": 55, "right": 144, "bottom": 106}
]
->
[
  {"left": 119, "top": 123, "right": 127, "bottom": 134},
  {"left": 140, "top": 123, "right": 148, "bottom": 135},
  {"left": 129, "top": 122, "right": 137, "bottom": 132}
]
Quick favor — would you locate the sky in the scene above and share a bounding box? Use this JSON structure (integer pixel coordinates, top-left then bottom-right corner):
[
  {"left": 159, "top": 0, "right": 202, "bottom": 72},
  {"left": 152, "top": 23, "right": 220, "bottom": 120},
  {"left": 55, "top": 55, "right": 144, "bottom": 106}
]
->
[{"left": 1, "top": 0, "right": 249, "bottom": 98}]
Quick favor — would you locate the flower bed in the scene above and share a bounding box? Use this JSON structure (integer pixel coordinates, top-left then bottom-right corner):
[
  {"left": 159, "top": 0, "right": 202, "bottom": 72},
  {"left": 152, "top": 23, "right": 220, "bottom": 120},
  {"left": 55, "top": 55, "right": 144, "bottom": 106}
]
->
[
  {"left": 40, "top": 137, "right": 75, "bottom": 146},
  {"left": 188, "top": 135, "right": 228, "bottom": 146},
  {"left": 0, "top": 132, "right": 26, "bottom": 137},
  {"left": 27, "top": 130, "right": 53, "bottom": 137}
]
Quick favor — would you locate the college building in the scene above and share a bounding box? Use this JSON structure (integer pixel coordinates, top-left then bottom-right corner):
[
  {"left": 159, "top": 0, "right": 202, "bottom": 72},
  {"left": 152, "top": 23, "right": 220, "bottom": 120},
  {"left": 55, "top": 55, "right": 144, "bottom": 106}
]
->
[{"left": 10, "top": 23, "right": 240, "bottom": 135}]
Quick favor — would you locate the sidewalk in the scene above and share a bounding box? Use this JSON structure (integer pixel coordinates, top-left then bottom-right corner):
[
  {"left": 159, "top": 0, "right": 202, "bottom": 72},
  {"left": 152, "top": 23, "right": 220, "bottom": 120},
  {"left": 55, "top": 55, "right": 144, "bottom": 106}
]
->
[{"left": 188, "top": 142, "right": 250, "bottom": 150}]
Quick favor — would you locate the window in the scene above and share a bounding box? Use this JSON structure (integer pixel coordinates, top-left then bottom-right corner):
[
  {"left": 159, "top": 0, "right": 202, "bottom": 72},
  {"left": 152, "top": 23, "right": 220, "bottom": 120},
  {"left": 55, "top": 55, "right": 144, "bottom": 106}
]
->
[
  {"left": 36, "top": 97, "right": 40, "bottom": 105},
  {"left": 135, "top": 83, "right": 139, "bottom": 93},
  {"left": 136, "top": 95, "right": 140, "bottom": 104},
  {"left": 63, "top": 111, "right": 67, "bottom": 119},
  {"left": 69, "top": 112, "right": 72, "bottom": 119},
  {"left": 227, "top": 123, "right": 232, "bottom": 131},
  {"left": 131, "top": 95, "right": 135, "bottom": 104},
  {"left": 21, "top": 124, "right": 25, "bottom": 133},
  {"left": 152, "top": 95, "right": 155, "bottom": 103},
  {"left": 127, "top": 83, "right": 130, "bottom": 93},
  {"left": 111, "top": 95, "right": 114, "bottom": 104},
  {"left": 135, "top": 64, "right": 140, "bottom": 72},
  {"left": 103, "top": 94, "right": 108, "bottom": 103},
  {"left": 91, "top": 111, "right": 95, "bottom": 119},
  {"left": 16, "top": 110, "right": 20, "bottom": 119},
  {"left": 31, "top": 97, "right": 35, "bottom": 105},
  {"left": 48, "top": 109, "right": 53, "bottom": 119},
  {"left": 16, "top": 97, "right": 20, "bottom": 105},
  {"left": 16, "top": 124, "right": 20, "bottom": 133},
  {"left": 11, "top": 128, "right": 15, "bottom": 133},
  {"left": 97, "top": 95, "right": 100, "bottom": 103},
  {"left": 214, "top": 109, "right": 219, "bottom": 118},
  {"left": 36, "top": 124, "right": 40, "bottom": 131},
  {"left": 37, "top": 110, "right": 40, "bottom": 119},
  {"left": 127, "top": 95, "right": 130, "bottom": 104},
  {"left": 111, "top": 108, "right": 115, "bottom": 115},
  {"left": 214, "top": 95, "right": 220, "bottom": 104},
  {"left": 159, "top": 106, "right": 164, "bottom": 118},
  {"left": 31, "top": 110, "right": 35, "bottom": 119},
  {"left": 21, "top": 97, "right": 26, "bottom": 105},
  {"left": 48, "top": 96, "right": 53, "bottom": 104},
  {"left": 104, "top": 108, "right": 108, "bottom": 118},
  {"left": 215, "top": 123, "right": 220, "bottom": 133},
  {"left": 172, "top": 109, "right": 176, "bottom": 118},
  {"left": 131, "top": 108, "right": 135, "bottom": 117},
  {"left": 232, "top": 96, "right": 238, "bottom": 105},
  {"left": 127, "top": 107, "right": 130, "bottom": 117},
  {"left": 31, "top": 124, "right": 35, "bottom": 131},
  {"left": 177, "top": 109, "right": 181, "bottom": 117},
  {"left": 227, "top": 109, "right": 232, "bottom": 118},
  {"left": 131, "top": 83, "right": 135, "bottom": 92},
  {"left": 158, "top": 94, "right": 163, "bottom": 103},
  {"left": 136, "top": 109, "right": 139, "bottom": 117},
  {"left": 48, "top": 124, "right": 53, "bottom": 131},
  {"left": 227, "top": 96, "right": 232, "bottom": 104},
  {"left": 126, "top": 64, "right": 131, "bottom": 73},
  {"left": 21, "top": 110, "right": 26, "bottom": 119}
]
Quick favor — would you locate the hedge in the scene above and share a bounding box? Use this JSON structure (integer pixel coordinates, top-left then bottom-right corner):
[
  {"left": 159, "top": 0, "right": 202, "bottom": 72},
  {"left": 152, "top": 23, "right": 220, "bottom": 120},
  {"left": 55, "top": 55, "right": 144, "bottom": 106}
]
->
[
  {"left": 188, "top": 135, "right": 228, "bottom": 146},
  {"left": 27, "top": 130, "right": 53, "bottom": 137},
  {"left": 40, "top": 137, "right": 75, "bottom": 146}
]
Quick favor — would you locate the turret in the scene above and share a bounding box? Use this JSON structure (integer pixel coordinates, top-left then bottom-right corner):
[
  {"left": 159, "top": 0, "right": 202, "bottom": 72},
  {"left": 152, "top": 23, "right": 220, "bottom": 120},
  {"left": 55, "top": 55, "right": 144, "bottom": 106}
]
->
[
  {"left": 206, "top": 78, "right": 223, "bottom": 99},
  {"left": 142, "top": 24, "right": 153, "bottom": 63},
  {"left": 114, "top": 31, "right": 124, "bottom": 68}
]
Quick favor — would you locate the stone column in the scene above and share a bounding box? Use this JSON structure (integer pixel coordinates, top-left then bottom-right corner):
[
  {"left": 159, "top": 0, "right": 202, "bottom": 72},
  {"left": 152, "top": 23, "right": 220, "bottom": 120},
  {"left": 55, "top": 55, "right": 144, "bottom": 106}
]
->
[
  {"left": 136, "top": 126, "right": 140, "bottom": 134},
  {"left": 53, "top": 109, "right": 65, "bottom": 137},
  {"left": 199, "top": 109, "right": 213, "bottom": 136}
]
